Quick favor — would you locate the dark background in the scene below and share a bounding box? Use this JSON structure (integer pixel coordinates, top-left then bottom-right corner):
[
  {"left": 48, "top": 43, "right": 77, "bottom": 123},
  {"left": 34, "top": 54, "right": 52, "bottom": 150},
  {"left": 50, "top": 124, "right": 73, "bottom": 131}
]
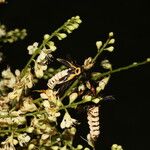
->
[{"left": 0, "top": 0, "right": 150, "bottom": 150}]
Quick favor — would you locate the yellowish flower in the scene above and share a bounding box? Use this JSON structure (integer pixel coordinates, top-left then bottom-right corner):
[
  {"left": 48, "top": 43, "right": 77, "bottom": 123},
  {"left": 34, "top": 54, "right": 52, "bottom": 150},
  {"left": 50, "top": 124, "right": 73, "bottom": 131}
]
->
[
  {"left": 60, "top": 112, "right": 77, "bottom": 129},
  {"left": 17, "top": 133, "right": 30, "bottom": 147},
  {"left": 34, "top": 61, "right": 47, "bottom": 78},
  {"left": 20, "top": 98, "right": 37, "bottom": 113},
  {"left": 27, "top": 42, "right": 38, "bottom": 55}
]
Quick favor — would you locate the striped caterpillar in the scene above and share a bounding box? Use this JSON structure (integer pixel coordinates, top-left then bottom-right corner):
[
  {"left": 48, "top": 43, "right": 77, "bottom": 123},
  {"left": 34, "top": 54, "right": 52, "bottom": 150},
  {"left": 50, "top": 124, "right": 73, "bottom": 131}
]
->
[
  {"left": 47, "top": 58, "right": 81, "bottom": 89},
  {"left": 87, "top": 105, "right": 100, "bottom": 142}
]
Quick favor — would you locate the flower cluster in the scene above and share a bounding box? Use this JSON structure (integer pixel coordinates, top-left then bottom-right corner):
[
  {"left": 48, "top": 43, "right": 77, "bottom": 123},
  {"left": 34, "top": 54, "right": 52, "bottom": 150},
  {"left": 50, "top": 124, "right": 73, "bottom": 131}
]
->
[
  {"left": 0, "top": 15, "right": 149, "bottom": 150},
  {"left": 0, "top": 24, "right": 27, "bottom": 43}
]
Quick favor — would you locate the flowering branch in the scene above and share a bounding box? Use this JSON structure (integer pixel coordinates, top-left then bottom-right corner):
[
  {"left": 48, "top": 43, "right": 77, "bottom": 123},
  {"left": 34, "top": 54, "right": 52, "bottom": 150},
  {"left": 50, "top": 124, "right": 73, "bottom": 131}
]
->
[
  {"left": 0, "top": 15, "right": 149, "bottom": 150},
  {"left": 21, "top": 16, "right": 82, "bottom": 78}
]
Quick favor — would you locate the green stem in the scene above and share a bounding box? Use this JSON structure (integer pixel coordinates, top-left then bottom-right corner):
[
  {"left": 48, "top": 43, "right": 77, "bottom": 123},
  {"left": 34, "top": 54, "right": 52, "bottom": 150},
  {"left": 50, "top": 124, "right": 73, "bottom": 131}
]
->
[
  {"left": 92, "top": 59, "right": 150, "bottom": 80},
  {"left": 20, "top": 21, "right": 68, "bottom": 78},
  {"left": 59, "top": 75, "right": 82, "bottom": 101}
]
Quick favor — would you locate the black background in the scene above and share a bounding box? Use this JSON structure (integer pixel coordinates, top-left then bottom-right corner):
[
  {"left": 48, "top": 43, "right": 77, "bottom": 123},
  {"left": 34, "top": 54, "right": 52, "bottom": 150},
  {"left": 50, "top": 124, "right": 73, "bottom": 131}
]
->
[{"left": 0, "top": 0, "right": 150, "bottom": 150}]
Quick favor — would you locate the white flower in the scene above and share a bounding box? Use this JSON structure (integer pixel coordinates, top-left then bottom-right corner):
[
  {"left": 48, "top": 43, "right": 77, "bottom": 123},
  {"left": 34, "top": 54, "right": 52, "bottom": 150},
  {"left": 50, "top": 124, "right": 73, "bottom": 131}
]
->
[
  {"left": 21, "top": 68, "right": 33, "bottom": 89},
  {"left": 42, "top": 100, "right": 61, "bottom": 122},
  {"left": 34, "top": 61, "right": 47, "bottom": 78},
  {"left": 78, "top": 84, "right": 85, "bottom": 92},
  {"left": 27, "top": 42, "right": 39, "bottom": 55},
  {"left": 20, "top": 98, "right": 37, "bottom": 113},
  {"left": 42, "top": 100, "right": 50, "bottom": 108},
  {"left": 17, "top": 133, "right": 30, "bottom": 147},
  {"left": 1, "top": 135, "right": 16, "bottom": 150},
  {"left": 12, "top": 116, "right": 26, "bottom": 125},
  {"left": 83, "top": 57, "right": 93, "bottom": 70},
  {"left": 60, "top": 112, "right": 77, "bottom": 129},
  {"left": 98, "top": 76, "right": 110, "bottom": 92},
  {"left": 2, "top": 67, "right": 14, "bottom": 78},
  {"left": 96, "top": 41, "right": 102, "bottom": 50},
  {"left": 36, "top": 50, "right": 47, "bottom": 63},
  {"left": 47, "top": 41, "right": 57, "bottom": 51},
  {"left": 1, "top": 68, "right": 17, "bottom": 88},
  {"left": 8, "top": 88, "right": 23, "bottom": 101},
  {"left": 40, "top": 89, "right": 58, "bottom": 102}
]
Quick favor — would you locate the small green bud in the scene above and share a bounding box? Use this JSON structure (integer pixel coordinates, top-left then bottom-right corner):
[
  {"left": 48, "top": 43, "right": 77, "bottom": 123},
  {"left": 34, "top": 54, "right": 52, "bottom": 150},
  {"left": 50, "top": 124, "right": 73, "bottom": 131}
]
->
[{"left": 48, "top": 68, "right": 55, "bottom": 72}]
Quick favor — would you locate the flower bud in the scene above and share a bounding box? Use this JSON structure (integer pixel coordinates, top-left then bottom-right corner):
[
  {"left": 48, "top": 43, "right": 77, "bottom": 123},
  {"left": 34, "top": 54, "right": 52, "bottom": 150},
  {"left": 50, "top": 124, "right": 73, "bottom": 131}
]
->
[
  {"left": 96, "top": 86, "right": 101, "bottom": 94},
  {"left": 108, "top": 38, "right": 115, "bottom": 44},
  {"left": 83, "top": 95, "right": 92, "bottom": 101},
  {"left": 44, "top": 34, "right": 50, "bottom": 40},
  {"left": 101, "top": 60, "right": 112, "bottom": 69},
  {"left": 69, "top": 92, "right": 78, "bottom": 103},
  {"left": 109, "top": 32, "right": 114, "bottom": 37},
  {"left": 105, "top": 46, "right": 114, "bottom": 52},
  {"left": 13, "top": 139, "right": 18, "bottom": 145},
  {"left": 26, "top": 127, "right": 34, "bottom": 133},
  {"left": 67, "top": 25, "right": 74, "bottom": 31},
  {"left": 41, "top": 134, "right": 49, "bottom": 140},
  {"left": 92, "top": 98, "right": 102, "bottom": 104},
  {"left": 96, "top": 41, "right": 102, "bottom": 50},
  {"left": 57, "top": 33, "right": 67, "bottom": 40},
  {"left": 77, "top": 145, "right": 83, "bottom": 149},
  {"left": 78, "top": 84, "right": 85, "bottom": 92},
  {"left": 28, "top": 144, "right": 35, "bottom": 150}
]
